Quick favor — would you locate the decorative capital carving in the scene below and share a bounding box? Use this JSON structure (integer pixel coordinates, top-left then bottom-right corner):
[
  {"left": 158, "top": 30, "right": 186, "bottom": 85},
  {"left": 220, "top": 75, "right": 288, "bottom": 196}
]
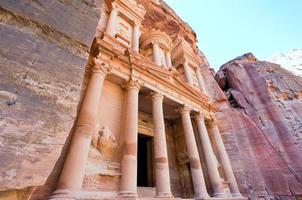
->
[
  {"left": 182, "top": 59, "right": 189, "bottom": 66},
  {"left": 111, "top": 2, "right": 118, "bottom": 10},
  {"left": 194, "top": 112, "right": 205, "bottom": 121},
  {"left": 123, "top": 78, "right": 141, "bottom": 91},
  {"left": 178, "top": 105, "right": 191, "bottom": 115},
  {"left": 91, "top": 57, "right": 112, "bottom": 76},
  {"left": 151, "top": 40, "right": 160, "bottom": 46},
  {"left": 208, "top": 115, "right": 218, "bottom": 128},
  {"left": 151, "top": 92, "right": 164, "bottom": 101},
  {"left": 133, "top": 21, "right": 141, "bottom": 27}
]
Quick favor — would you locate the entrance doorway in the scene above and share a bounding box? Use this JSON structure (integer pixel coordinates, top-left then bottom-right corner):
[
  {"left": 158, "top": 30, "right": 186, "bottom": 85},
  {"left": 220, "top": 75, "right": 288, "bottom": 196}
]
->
[{"left": 137, "top": 134, "right": 154, "bottom": 187}]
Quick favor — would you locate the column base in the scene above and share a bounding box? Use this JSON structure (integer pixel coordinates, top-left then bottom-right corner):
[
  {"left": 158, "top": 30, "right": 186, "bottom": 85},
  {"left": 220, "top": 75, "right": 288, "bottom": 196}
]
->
[
  {"left": 156, "top": 192, "right": 174, "bottom": 198},
  {"left": 48, "top": 189, "right": 80, "bottom": 200},
  {"left": 119, "top": 191, "right": 138, "bottom": 198},
  {"left": 213, "top": 192, "right": 230, "bottom": 198},
  {"left": 231, "top": 193, "right": 245, "bottom": 198},
  {"left": 195, "top": 193, "right": 210, "bottom": 200}
]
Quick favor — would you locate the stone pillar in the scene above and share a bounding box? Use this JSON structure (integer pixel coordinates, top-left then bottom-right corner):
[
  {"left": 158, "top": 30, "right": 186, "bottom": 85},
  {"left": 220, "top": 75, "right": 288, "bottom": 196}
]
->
[
  {"left": 165, "top": 52, "right": 172, "bottom": 68},
  {"left": 209, "top": 117, "right": 243, "bottom": 198},
  {"left": 183, "top": 60, "right": 193, "bottom": 86},
  {"left": 119, "top": 79, "right": 140, "bottom": 198},
  {"left": 132, "top": 23, "right": 140, "bottom": 53},
  {"left": 196, "top": 69, "right": 207, "bottom": 93},
  {"left": 49, "top": 63, "right": 109, "bottom": 200},
  {"left": 194, "top": 113, "right": 227, "bottom": 197},
  {"left": 105, "top": 4, "right": 118, "bottom": 37},
  {"left": 152, "top": 42, "right": 161, "bottom": 66},
  {"left": 179, "top": 106, "right": 209, "bottom": 199},
  {"left": 151, "top": 93, "right": 173, "bottom": 198}
]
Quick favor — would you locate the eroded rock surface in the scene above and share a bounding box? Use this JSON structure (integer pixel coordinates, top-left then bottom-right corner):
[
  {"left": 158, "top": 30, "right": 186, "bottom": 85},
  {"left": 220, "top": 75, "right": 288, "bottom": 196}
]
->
[
  {"left": 0, "top": 0, "right": 102, "bottom": 199},
  {"left": 214, "top": 53, "right": 302, "bottom": 199}
]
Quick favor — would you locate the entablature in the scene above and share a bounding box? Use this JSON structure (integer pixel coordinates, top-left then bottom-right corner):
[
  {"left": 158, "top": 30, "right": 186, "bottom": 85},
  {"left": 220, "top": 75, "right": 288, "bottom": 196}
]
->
[{"left": 91, "top": 38, "right": 216, "bottom": 115}]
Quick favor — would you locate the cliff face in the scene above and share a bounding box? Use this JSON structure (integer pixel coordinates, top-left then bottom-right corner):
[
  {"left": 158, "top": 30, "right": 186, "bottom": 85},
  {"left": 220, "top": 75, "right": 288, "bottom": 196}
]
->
[
  {"left": 215, "top": 53, "right": 302, "bottom": 199},
  {"left": 1, "top": 1, "right": 302, "bottom": 200},
  {"left": 0, "top": 1, "right": 102, "bottom": 199}
]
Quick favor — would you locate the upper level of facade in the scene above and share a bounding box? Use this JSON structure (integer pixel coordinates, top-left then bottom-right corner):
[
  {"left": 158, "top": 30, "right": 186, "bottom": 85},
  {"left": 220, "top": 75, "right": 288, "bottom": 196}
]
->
[{"left": 92, "top": 0, "right": 215, "bottom": 113}]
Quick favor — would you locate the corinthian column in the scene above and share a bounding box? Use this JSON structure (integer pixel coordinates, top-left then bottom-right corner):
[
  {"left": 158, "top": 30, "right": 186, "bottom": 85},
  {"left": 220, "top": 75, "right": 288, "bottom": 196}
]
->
[
  {"left": 151, "top": 92, "right": 173, "bottom": 198},
  {"left": 165, "top": 52, "right": 172, "bottom": 68},
  {"left": 194, "top": 112, "right": 227, "bottom": 197},
  {"left": 105, "top": 4, "right": 118, "bottom": 37},
  {"left": 132, "top": 23, "right": 141, "bottom": 53},
  {"left": 49, "top": 62, "right": 110, "bottom": 200},
  {"left": 196, "top": 69, "right": 207, "bottom": 93},
  {"left": 119, "top": 79, "right": 140, "bottom": 198},
  {"left": 183, "top": 60, "right": 193, "bottom": 86},
  {"left": 179, "top": 106, "right": 209, "bottom": 199},
  {"left": 208, "top": 117, "right": 243, "bottom": 198},
  {"left": 152, "top": 42, "right": 161, "bottom": 66}
]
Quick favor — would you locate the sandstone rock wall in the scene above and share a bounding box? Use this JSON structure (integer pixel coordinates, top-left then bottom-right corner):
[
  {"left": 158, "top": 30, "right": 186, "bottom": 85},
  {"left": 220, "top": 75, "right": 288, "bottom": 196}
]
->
[
  {"left": 0, "top": 1, "right": 102, "bottom": 199},
  {"left": 1, "top": 1, "right": 302, "bottom": 200},
  {"left": 214, "top": 53, "right": 302, "bottom": 199}
]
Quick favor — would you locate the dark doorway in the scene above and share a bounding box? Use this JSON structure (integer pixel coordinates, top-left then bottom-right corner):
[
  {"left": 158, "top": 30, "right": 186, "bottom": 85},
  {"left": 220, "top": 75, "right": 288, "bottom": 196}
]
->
[{"left": 137, "top": 134, "right": 154, "bottom": 187}]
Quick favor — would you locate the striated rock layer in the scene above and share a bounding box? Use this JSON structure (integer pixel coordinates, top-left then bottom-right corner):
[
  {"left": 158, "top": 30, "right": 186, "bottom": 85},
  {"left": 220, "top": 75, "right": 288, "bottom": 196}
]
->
[
  {"left": 0, "top": 0, "right": 302, "bottom": 200},
  {"left": 0, "top": 0, "right": 102, "bottom": 199},
  {"left": 214, "top": 53, "right": 302, "bottom": 199}
]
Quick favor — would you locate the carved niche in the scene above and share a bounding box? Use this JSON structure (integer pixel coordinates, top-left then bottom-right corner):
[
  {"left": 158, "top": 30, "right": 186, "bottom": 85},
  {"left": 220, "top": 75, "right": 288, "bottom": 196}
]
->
[{"left": 106, "top": 0, "right": 146, "bottom": 47}]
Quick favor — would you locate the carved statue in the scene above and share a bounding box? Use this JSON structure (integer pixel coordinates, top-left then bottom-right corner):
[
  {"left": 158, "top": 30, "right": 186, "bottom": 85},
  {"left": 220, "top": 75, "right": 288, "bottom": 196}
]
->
[{"left": 91, "top": 125, "right": 117, "bottom": 156}]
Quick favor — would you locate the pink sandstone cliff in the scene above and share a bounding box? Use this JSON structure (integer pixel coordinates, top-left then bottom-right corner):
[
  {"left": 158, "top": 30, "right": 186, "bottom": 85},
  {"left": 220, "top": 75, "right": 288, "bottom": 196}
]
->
[
  {"left": 213, "top": 53, "right": 302, "bottom": 199},
  {"left": 0, "top": 0, "right": 103, "bottom": 199},
  {"left": 1, "top": 1, "right": 302, "bottom": 200}
]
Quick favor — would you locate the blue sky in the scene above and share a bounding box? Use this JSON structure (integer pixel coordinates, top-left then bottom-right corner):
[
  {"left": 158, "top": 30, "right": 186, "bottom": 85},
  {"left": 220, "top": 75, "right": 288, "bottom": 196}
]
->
[{"left": 164, "top": 0, "right": 302, "bottom": 71}]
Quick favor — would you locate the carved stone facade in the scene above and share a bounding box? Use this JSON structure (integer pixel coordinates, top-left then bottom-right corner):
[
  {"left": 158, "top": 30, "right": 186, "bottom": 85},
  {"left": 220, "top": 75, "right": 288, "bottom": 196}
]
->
[{"left": 48, "top": 0, "right": 247, "bottom": 199}]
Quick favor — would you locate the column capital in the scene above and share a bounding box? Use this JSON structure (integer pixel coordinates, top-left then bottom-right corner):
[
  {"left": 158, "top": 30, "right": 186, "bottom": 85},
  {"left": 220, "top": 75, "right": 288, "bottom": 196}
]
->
[
  {"left": 123, "top": 78, "right": 142, "bottom": 91},
  {"left": 194, "top": 66, "right": 201, "bottom": 73},
  {"left": 178, "top": 105, "right": 191, "bottom": 115},
  {"left": 151, "top": 92, "right": 164, "bottom": 101},
  {"left": 194, "top": 112, "right": 205, "bottom": 121},
  {"left": 111, "top": 2, "right": 118, "bottom": 10},
  {"left": 208, "top": 116, "right": 218, "bottom": 128},
  {"left": 182, "top": 59, "right": 189, "bottom": 66},
  {"left": 133, "top": 21, "right": 141, "bottom": 27},
  {"left": 151, "top": 40, "right": 160, "bottom": 45},
  {"left": 91, "top": 58, "right": 112, "bottom": 76}
]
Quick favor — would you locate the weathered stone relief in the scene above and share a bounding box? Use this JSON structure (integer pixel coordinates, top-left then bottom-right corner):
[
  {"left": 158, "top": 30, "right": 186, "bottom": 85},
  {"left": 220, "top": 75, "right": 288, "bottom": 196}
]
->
[{"left": 91, "top": 125, "right": 117, "bottom": 156}]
